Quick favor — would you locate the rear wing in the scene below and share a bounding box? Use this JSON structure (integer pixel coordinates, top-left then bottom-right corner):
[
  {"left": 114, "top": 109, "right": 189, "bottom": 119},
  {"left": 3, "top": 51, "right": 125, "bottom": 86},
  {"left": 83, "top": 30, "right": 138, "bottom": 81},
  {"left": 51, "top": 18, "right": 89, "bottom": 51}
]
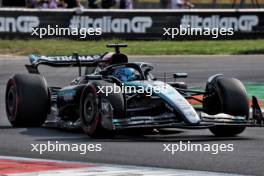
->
[
  {"left": 26, "top": 44, "right": 129, "bottom": 75},
  {"left": 25, "top": 53, "right": 104, "bottom": 75}
]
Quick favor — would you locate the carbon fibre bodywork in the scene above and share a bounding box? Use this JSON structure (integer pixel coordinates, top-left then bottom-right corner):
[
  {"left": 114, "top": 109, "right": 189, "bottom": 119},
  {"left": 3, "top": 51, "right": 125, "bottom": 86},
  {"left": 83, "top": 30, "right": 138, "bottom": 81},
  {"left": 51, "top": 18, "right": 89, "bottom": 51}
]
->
[{"left": 24, "top": 45, "right": 264, "bottom": 133}]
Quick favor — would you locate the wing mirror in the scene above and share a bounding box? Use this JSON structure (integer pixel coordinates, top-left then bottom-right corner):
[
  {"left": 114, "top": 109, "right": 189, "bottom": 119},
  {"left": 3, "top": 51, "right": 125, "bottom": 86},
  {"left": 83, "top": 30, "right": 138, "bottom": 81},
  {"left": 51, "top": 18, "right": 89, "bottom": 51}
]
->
[{"left": 173, "top": 73, "right": 188, "bottom": 79}]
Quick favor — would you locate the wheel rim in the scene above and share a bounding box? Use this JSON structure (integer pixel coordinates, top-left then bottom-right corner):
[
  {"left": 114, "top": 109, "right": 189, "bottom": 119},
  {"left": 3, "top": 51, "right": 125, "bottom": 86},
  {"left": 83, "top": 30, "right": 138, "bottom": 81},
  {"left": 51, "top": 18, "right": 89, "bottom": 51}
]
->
[
  {"left": 83, "top": 94, "right": 95, "bottom": 124},
  {"left": 6, "top": 85, "right": 17, "bottom": 119}
]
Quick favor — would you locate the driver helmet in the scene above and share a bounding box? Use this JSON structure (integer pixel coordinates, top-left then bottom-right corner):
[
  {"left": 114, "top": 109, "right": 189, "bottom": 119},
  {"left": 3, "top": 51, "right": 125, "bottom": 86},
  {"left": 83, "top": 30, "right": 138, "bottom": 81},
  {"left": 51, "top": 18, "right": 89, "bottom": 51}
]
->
[{"left": 112, "top": 67, "right": 138, "bottom": 82}]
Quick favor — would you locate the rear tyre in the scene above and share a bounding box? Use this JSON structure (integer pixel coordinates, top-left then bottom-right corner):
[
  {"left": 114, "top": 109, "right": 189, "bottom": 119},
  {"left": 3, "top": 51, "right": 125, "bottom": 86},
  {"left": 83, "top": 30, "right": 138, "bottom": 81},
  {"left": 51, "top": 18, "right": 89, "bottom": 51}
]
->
[
  {"left": 5, "top": 74, "right": 49, "bottom": 127},
  {"left": 80, "top": 81, "right": 125, "bottom": 138},
  {"left": 203, "top": 75, "right": 249, "bottom": 136}
]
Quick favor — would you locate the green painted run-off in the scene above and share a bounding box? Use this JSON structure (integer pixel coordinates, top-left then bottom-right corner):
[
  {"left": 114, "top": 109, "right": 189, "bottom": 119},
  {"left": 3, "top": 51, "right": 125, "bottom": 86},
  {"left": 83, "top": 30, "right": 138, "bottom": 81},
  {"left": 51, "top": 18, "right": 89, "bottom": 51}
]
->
[{"left": 245, "top": 83, "right": 264, "bottom": 101}]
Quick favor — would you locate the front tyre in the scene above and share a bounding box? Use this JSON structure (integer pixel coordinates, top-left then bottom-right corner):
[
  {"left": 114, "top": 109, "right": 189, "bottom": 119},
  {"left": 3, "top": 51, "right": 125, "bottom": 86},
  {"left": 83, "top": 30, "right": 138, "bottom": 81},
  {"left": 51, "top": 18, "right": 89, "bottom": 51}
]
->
[
  {"left": 80, "top": 86, "right": 102, "bottom": 137},
  {"left": 80, "top": 81, "right": 125, "bottom": 138},
  {"left": 209, "top": 126, "right": 246, "bottom": 137},
  {"left": 203, "top": 75, "right": 249, "bottom": 137},
  {"left": 5, "top": 74, "right": 49, "bottom": 127}
]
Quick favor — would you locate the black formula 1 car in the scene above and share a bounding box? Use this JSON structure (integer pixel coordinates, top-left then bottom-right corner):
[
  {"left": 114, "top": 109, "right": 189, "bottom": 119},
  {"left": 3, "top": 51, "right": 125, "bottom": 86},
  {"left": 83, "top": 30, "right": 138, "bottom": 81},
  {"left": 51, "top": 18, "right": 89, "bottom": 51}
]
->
[{"left": 5, "top": 44, "right": 264, "bottom": 138}]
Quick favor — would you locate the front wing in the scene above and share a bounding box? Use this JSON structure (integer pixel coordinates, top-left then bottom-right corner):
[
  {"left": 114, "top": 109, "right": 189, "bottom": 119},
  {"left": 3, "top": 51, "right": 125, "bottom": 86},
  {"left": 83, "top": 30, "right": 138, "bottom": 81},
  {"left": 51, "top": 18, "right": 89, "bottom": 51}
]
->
[{"left": 43, "top": 112, "right": 264, "bottom": 131}]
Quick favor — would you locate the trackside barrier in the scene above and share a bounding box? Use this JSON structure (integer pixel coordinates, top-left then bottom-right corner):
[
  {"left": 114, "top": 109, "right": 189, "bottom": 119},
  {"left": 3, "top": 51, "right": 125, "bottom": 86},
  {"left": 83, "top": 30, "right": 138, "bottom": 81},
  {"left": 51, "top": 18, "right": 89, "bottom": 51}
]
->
[{"left": 0, "top": 8, "right": 263, "bottom": 40}]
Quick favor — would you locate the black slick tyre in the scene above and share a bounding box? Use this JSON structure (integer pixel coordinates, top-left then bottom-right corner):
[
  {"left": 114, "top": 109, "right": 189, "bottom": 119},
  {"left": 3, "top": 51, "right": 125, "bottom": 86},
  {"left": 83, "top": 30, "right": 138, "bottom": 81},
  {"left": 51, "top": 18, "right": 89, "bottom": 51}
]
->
[
  {"left": 203, "top": 76, "right": 249, "bottom": 137},
  {"left": 5, "top": 74, "right": 49, "bottom": 127}
]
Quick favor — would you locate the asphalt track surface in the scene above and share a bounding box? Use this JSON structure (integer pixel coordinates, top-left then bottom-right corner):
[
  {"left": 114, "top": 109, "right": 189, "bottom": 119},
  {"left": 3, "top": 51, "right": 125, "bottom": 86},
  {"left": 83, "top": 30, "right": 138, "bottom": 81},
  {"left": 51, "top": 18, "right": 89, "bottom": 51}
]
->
[{"left": 0, "top": 55, "right": 264, "bottom": 176}]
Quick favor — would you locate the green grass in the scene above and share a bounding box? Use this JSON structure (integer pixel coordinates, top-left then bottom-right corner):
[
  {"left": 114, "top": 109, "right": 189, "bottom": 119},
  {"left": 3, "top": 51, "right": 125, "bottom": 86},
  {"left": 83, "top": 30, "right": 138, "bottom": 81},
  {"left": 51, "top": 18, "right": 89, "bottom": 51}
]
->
[{"left": 0, "top": 39, "right": 264, "bottom": 56}]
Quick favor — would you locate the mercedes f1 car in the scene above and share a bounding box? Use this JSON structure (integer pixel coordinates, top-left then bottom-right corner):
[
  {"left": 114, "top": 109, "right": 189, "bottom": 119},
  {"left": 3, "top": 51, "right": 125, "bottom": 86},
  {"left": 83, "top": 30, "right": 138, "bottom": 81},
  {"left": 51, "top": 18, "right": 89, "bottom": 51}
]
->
[{"left": 5, "top": 44, "right": 264, "bottom": 138}]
